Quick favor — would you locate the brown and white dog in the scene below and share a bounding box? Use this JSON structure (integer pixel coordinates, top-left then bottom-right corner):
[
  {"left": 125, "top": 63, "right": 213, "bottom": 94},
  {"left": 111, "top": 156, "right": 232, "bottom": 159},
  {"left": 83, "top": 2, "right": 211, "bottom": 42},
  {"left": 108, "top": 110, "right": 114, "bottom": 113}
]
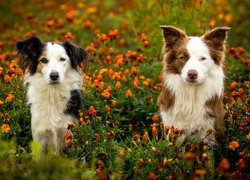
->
[{"left": 157, "top": 26, "right": 229, "bottom": 145}]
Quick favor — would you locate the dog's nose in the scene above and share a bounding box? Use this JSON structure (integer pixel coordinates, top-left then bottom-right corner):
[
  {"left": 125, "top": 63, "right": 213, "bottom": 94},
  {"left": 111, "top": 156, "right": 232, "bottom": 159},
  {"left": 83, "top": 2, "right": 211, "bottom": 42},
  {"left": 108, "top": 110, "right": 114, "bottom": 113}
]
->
[
  {"left": 187, "top": 70, "right": 198, "bottom": 80},
  {"left": 50, "top": 72, "right": 59, "bottom": 81}
]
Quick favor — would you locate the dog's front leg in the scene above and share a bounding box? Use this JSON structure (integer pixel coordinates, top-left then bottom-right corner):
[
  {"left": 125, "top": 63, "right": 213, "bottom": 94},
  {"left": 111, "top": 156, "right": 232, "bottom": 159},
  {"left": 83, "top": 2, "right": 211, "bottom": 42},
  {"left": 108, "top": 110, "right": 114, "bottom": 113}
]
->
[{"left": 32, "top": 129, "right": 54, "bottom": 154}]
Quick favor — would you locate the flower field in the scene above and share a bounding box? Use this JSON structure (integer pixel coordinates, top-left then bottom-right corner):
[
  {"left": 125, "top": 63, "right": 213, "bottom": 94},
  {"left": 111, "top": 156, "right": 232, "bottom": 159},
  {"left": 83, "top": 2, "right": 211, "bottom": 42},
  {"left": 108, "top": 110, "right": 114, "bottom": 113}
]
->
[{"left": 0, "top": 0, "right": 249, "bottom": 179}]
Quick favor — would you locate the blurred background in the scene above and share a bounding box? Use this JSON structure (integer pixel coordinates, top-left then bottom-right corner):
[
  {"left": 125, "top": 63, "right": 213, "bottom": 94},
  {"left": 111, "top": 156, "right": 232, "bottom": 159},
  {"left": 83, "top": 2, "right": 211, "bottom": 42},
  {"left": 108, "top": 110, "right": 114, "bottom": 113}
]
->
[{"left": 0, "top": 0, "right": 249, "bottom": 50}]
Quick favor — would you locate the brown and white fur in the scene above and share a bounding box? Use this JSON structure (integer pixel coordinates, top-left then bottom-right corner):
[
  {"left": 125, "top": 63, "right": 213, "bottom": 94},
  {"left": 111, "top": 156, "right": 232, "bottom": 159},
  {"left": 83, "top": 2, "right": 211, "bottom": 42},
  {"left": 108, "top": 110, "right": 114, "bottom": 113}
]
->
[
  {"left": 16, "top": 37, "right": 87, "bottom": 155},
  {"left": 157, "top": 26, "right": 229, "bottom": 145}
]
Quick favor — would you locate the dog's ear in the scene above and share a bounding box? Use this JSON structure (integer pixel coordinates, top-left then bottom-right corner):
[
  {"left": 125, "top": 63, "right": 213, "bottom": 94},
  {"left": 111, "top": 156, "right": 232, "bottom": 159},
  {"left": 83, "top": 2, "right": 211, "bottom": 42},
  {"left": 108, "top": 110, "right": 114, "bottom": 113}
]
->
[
  {"left": 63, "top": 41, "right": 88, "bottom": 70},
  {"left": 203, "top": 27, "right": 230, "bottom": 46},
  {"left": 16, "top": 37, "right": 43, "bottom": 74},
  {"left": 160, "top": 25, "right": 187, "bottom": 50}
]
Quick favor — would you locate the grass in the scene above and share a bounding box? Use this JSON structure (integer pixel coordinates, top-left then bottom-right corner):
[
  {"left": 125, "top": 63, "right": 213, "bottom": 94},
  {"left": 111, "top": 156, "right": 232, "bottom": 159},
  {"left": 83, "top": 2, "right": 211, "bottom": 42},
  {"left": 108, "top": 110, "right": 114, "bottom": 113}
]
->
[{"left": 0, "top": 0, "right": 249, "bottom": 179}]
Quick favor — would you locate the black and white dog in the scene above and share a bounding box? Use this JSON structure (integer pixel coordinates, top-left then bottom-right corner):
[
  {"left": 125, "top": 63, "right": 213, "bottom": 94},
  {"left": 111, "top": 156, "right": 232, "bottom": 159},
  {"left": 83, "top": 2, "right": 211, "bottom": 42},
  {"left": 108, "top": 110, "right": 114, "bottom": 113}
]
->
[{"left": 16, "top": 37, "right": 87, "bottom": 154}]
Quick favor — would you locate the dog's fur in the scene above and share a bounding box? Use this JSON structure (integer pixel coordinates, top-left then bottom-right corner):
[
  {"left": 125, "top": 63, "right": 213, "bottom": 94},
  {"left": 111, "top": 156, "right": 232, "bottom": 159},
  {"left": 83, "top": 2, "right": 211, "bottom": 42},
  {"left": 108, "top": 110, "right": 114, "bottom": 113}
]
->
[
  {"left": 16, "top": 37, "right": 87, "bottom": 154},
  {"left": 157, "top": 26, "right": 229, "bottom": 145}
]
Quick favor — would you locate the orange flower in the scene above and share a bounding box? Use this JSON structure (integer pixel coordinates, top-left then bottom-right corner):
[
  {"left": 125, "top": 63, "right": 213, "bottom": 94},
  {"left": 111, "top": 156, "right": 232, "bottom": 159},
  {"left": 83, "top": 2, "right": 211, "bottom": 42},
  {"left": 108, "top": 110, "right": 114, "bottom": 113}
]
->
[
  {"left": 139, "top": 33, "right": 148, "bottom": 42},
  {"left": 64, "top": 133, "right": 72, "bottom": 141},
  {"left": 130, "top": 66, "right": 137, "bottom": 76},
  {"left": 224, "top": 14, "right": 232, "bottom": 25},
  {"left": 152, "top": 115, "right": 159, "bottom": 122},
  {"left": 112, "top": 72, "right": 121, "bottom": 80},
  {"left": 6, "top": 94, "right": 15, "bottom": 103},
  {"left": 151, "top": 123, "right": 158, "bottom": 136},
  {"left": 125, "top": 89, "right": 132, "bottom": 98},
  {"left": 1, "top": 124, "right": 10, "bottom": 133},
  {"left": 115, "top": 81, "right": 121, "bottom": 90},
  {"left": 99, "top": 81, "right": 105, "bottom": 89},
  {"left": 65, "top": 139, "right": 73, "bottom": 147},
  {"left": 4, "top": 75, "right": 11, "bottom": 83},
  {"left": 88, "top": 106, "right": 97, "bottom": 116},
  {"left": 138, "top": 158, "right": 145, "bottom": 165},
  {"left": 123, "top": 69, "right": 129, "bottom": 75},
  {"left": 0, "top": 100, "right": 4, "bottom": 105},
  {"left": 0, "top": 67, "right": 3, "bottom": 77},
  {"left": 219, "top": 158, "right": 230, "bottom": 173},
  {"left": 183, "top": 152, "right": 197, "bottom": 161},
  {"left": 137, "top": 54, "right": 144, "bottom": 62},
  {"left": 143, "top": 81, "right": 150, "bottom": 87},
  {"left": 121, "top": 75, "right": 127, "bottom": 82},
  {"left": 194, "top": 169, "right": 207, "bottom": 176},
  {"left": 209, "top": 19, "right": 216, "bottom": 27},
  {"left": 66, "top": 10, "right": 76, "bottom": 22},
  {"left": 79, "top": 118, "right": 84, "bottom": 124},
  {"left": 105, "top": 56, "right": 112, "bottom": 64},
  {"left": 229, "top": 81, "right": 237, "bottom": 90},
  {"left": 229, "top": 140, "right": 239, "bottom": 151},
  {"left": 132, "top": 82, "right": 138, "bottom": 89},
  {"left": 96, "top": 74, "right": 102, "bottom": 81},
  {"left": 99, "top": 68, "right": 108, "bottom": 75},
  {"left": 10, "top": 60, "right": 17, "bottom": 68},
  {"left": 111, "top": 100, "right": 117, "bottom": 106},
  {"left": 247, "top": 133, "right": 250, "bottom": 141},
  {"left": 114, "top": 55, "right": 124, "bottom": 66},
  {"left": 108, "top": 48, "right": 114, "bottom": 54},
  {"left": 82, "top": 20, "right": 91, "bottom": 29},
  {"left": 106, "top": 106, "right": 111, "bottom": 115},
  {"left": 64, "top": 32, "right": 75, "bottom": 41},
  {"left": 86, "top": 6, "right": 97, "bottom": 14},
  {"left": 118, "top": 38, "right": 125, "bottom": 46},
  {"left": 106, "top": 86, "right": 112, "bottom": 92},
  {"left": 142, "top": 131, "right": 149, "bottom": 143},
  {"left": 108, "top": 29, "right": 119, "bottom": 39},
  {"left": 133, "top": 133, "right": 140, "bottom": 141},
  {"left": 102, "top": 90, "right": 111, "bottom": 99}
]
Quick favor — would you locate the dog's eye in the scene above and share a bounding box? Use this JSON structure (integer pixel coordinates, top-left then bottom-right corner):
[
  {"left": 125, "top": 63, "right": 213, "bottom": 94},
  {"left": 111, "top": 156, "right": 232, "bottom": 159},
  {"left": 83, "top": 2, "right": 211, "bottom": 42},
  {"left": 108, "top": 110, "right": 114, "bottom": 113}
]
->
[
  {"left": 200, "top": 57, "right": 207, "bottom": 61},
  {"left": 40, "top": 58, "right": 48, "bottom": 64},
  {"left": 60, "top": 57, "right": 66, "bottom": 61},
  {"left": 178, "top": 55, "right": 186, "bottom": 61}
]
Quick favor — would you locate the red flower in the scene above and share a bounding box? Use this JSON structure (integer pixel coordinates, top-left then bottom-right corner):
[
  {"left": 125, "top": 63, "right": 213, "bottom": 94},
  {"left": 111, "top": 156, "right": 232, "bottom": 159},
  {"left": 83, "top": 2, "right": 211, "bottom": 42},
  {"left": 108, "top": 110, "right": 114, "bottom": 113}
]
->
[
  {"left": 147, "top": 172, "right": 157, "bottom": 180},
  {"left": 219, "top": 158, "right": 230, "bottom": 173},
  {"left": 67, "top": 124, "right": 74, "bottom": 130},
  {"left": 236, "top": 159, "right": 246, "bottom": 171},
  {"left": 144, "top": 41, "right": 149, "bottom": 48}
]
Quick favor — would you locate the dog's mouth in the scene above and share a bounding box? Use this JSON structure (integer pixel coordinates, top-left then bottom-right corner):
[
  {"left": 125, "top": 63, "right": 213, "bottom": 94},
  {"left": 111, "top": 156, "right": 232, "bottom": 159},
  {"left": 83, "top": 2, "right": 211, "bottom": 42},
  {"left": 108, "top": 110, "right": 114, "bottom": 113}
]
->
[
  {"left": 49, "top": 80, "right": 60, "bottom": 84},
  {"left": 185, "top": 78, "right": 199, "bottom": 84},
  {"left": 186, "top": 78, "right": 197, "bottom": 83}
]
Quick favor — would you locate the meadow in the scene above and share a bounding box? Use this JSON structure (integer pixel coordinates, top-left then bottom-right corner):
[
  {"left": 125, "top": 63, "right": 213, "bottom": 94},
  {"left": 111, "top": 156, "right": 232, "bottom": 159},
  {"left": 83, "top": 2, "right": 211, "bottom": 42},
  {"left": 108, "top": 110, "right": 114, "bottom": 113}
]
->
[{"left": 0, "top": 0, "right": 249, "bottom": 179}]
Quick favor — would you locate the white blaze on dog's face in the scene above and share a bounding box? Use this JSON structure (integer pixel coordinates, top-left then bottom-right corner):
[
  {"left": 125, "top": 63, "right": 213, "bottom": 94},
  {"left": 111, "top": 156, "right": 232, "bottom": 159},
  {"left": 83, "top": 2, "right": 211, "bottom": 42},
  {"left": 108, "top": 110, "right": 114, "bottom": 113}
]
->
[
  {"left": 181, "top": 37, "right": 214, "bottom": 84},
  {"left": 39, "top": 43, "right": 71, "bottom": 84}
]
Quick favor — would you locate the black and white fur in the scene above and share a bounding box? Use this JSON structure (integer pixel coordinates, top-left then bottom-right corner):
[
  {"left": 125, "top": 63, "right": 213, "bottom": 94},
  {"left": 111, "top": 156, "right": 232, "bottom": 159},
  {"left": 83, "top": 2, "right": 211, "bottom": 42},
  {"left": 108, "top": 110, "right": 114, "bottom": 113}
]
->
[{"left": 16, "top": 37, "right": 87, "bottom": 155}]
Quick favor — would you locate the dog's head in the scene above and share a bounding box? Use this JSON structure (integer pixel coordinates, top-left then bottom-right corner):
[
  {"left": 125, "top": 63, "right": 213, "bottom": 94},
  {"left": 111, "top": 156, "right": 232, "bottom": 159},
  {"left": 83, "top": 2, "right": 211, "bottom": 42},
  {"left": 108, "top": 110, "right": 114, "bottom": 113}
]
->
[
  {"left": 160, "top": 25, "right": 229, "bottom": 84},
  {"left": 16, "top": 37, "right": 87, "bottom": 84}
]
